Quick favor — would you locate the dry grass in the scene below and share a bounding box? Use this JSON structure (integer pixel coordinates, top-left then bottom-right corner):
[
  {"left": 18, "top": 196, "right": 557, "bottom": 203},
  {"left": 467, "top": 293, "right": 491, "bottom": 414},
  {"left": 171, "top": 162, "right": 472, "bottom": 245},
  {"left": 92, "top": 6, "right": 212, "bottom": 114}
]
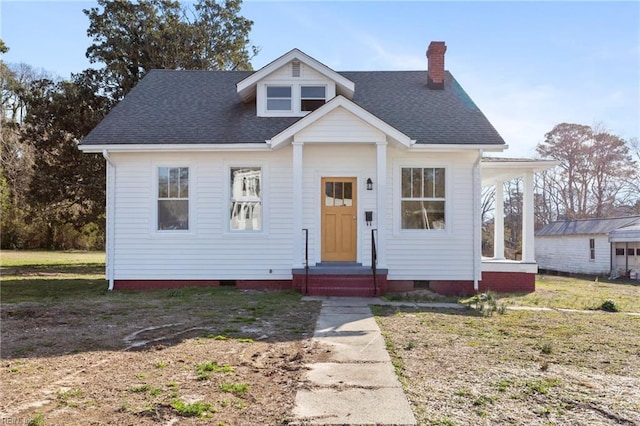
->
[
  {"left": 495, "top": 275, "right": 640, "bottom": 312},
  {"left": 374, "top": 305, "right": 640, "bottom": 426},
  {"left": 1, "top": 251, "right": 322, "bottom": 425}
]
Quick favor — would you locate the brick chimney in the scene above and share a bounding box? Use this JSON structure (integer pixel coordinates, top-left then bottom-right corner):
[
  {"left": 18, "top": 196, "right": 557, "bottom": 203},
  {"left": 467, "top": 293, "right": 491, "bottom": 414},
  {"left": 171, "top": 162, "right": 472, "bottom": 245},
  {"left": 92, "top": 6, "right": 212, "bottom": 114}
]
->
[{"left": 426, "top": 41, "right": 447, "bottom": 89}]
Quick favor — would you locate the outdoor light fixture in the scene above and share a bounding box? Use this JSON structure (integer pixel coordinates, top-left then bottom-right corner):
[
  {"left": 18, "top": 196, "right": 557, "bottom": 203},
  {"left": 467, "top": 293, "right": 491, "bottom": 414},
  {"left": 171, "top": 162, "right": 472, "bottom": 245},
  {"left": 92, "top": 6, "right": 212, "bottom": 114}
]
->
[{"left": 366, "top": 178, "right": 373, "bottom": 190}]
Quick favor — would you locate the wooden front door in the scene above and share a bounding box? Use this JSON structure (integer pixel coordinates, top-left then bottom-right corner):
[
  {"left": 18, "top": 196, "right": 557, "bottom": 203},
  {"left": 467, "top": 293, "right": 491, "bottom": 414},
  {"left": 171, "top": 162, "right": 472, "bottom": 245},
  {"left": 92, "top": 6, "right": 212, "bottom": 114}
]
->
[{"left": 321, "top": 177, "right": 357, "bottom": 262}]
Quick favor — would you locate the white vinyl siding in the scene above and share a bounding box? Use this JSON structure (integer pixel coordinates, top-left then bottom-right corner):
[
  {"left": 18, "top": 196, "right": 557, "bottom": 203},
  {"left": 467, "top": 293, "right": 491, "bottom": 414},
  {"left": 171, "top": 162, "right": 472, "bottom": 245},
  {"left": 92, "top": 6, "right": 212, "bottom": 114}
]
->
[
  {"left": 386, "top": 148, "right": 476, "bottom": 281},
  {"left": 301, "top": 144, "right": 376, "bottom": 267},
  {"left": 109, "top": 147, "right": 479, "bottom": 282},
  {"left": 110, "top": 151, "right": 294, "bottom": 280},
  {"left": 535, "top": 235, "right": 611, "bottom": 275},
  {"left": 296, "top": 107, "right": 385, "bottom": 143},
  {"left": 108, "top": 113, "right": 482, "bottom": 284}
]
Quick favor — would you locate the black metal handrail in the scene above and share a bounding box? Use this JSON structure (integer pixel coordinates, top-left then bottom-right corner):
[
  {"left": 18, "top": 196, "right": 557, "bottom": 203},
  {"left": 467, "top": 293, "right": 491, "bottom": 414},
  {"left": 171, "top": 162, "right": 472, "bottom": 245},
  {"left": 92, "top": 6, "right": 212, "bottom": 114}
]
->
[
  {"left": 371, "top": 229, "right": 378, "bottom": 296},
  {"left": 303, "top": 228, "right": 309, "bottom": 295}
]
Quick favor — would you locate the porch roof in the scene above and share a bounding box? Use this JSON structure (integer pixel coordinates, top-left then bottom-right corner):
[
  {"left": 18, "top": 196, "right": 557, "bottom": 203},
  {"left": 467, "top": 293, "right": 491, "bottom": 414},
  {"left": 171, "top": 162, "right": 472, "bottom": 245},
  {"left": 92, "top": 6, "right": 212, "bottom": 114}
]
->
[
  {"left": 609, "top": 221, "right": 640, "bottom": 242},
  {"left": 480, "top": 157, "right": 558, "bottom": 186}
]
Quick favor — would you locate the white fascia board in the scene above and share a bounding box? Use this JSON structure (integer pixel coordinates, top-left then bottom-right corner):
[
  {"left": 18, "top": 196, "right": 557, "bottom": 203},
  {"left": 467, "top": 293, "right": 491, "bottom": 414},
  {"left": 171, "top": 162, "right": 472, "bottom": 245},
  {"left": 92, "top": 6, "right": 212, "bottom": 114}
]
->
[
  {"left": 79, "top": 143, "right": 272, "bottom": 153},
  {"left": 481, "top": 159, "right": 560, "bottom": 172},
  {"left": 236, "top": 49, "right": 355, "bottom": 102},
  {"left": 408, "top": 144, "right": 508, "bottom": 152},
  {"left": 268, "top": 95, "right": 413, "bottom": 149},
  {"left": 480, "top": 159, "right": 559, "bottom": 186}
]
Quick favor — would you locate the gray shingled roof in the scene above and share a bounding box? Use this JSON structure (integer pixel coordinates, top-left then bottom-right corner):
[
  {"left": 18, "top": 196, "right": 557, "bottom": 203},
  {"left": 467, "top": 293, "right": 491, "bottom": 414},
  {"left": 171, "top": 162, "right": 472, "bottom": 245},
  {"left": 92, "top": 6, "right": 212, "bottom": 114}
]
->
[
  {"left": 81, "top": 69, "right": 506, "bottom": 146},
  {"left": 536, "top": 216, "right": 640, "bottom": 236}
]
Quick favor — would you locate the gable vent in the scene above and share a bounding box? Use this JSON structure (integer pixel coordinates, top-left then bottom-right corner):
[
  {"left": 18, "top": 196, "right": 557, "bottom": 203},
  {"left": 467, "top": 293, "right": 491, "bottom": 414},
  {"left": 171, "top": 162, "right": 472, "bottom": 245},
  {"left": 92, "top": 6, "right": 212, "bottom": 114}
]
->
[{"left": 292, "top": 61, "right": 301, "bottom": 77}]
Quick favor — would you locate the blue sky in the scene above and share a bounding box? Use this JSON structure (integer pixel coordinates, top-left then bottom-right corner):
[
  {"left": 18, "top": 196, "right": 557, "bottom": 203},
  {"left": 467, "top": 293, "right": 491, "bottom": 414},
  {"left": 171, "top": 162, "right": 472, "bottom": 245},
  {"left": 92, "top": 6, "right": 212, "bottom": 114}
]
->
[{"left": 1, "top": 1, "right": 638, "bottom": 157}]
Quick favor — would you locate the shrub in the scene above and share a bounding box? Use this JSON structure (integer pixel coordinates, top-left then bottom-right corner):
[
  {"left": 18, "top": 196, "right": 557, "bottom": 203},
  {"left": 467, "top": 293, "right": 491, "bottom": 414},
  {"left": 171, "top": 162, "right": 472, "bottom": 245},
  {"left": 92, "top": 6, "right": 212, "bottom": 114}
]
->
[{"left": 600, "top": 300, "right": 619, "bottom": 312}]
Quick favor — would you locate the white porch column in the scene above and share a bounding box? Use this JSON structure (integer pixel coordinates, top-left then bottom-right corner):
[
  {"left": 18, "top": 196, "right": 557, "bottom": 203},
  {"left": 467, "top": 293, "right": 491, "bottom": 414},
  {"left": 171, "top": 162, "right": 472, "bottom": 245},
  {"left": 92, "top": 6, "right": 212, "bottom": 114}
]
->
[
  {"left": 292, "top": 142, "right": 304, "bottom": 268},
  {"left": 493, "top": 181, "right": 505, "bottom": 259},
  {"left": 522, "top": 171, "right": 535, "bottom": 263},
  {"left": 376, "top": 141, "right": 387, "bottom": 268}
]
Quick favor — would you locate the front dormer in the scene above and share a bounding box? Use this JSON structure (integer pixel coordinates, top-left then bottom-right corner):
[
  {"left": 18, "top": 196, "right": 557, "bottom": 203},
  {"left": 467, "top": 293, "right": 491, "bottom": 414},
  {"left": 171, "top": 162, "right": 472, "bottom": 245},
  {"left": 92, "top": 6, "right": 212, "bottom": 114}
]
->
[
  {"left": 257, "top": 62, "right": 336, "bottom": 117},
  {"left": 236, "top": 49, "right": 355, "bottom": 117}
]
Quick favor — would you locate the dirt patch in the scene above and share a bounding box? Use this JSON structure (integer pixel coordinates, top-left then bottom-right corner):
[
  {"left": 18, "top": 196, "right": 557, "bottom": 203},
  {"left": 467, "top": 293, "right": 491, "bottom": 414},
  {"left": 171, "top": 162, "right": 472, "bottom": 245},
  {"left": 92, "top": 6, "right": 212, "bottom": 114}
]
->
[
  {"left": 374, "top": 306, "right": 640, "bottom": 426},
  {"left": 1, "top": 288, "right": 322, "bottom": 425}
]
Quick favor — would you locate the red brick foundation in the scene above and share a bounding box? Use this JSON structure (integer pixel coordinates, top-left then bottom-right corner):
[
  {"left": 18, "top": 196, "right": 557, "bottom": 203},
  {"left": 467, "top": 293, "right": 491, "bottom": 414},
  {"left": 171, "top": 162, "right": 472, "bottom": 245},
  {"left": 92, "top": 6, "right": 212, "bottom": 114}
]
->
[
  {"left": 114, "top": 280, "right": 220, "bottom": 290},
  {"left": 429, "top": 272, "right": 535, "bottom": 296},
  {"left": 387, "top": 280, "right": 418, "bottom": 293},
  {"left": 428, "top": 280, "right": 476, "bottom": 296},
  {"left": 479, "top": 271, "right": 535, "bottom": 293},
  {"left": 236, "top": 280, "right": 294, "bottom": 291},
  {"left": 112, "top": 272, "right": 533, "bottom": 296}
]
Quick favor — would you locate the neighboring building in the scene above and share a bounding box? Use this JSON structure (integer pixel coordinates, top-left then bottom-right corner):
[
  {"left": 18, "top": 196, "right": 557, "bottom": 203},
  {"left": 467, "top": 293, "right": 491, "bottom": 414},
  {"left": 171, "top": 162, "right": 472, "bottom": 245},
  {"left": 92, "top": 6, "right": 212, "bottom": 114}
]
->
[
  {"left": 535, "top": 216, "right": 640, "bottom": 277},
  {"left": 80, "top": 42, "right": 554, "bottom": 296}
]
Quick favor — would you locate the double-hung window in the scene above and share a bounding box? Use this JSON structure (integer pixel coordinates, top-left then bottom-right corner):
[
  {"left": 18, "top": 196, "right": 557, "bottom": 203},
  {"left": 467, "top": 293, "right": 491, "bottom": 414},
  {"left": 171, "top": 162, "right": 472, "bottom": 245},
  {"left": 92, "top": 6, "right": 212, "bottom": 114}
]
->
[
  {"left": 401, "top": 167, "right": 446, "bottom": 230},
  {"left": 301, "top": 86, "right": 326, "bottom": 112},
  {"left": 230, "top": 167, "right": 262, "bottom": 231},
  {"left": 266, "top": 86, "right": 292, "bottom": 112},
  {"left": 158, "top": 167, "right": 189, "bottom": 230},
  {"left": 589, "top": 238, "right": 595, "bottom": 260}
]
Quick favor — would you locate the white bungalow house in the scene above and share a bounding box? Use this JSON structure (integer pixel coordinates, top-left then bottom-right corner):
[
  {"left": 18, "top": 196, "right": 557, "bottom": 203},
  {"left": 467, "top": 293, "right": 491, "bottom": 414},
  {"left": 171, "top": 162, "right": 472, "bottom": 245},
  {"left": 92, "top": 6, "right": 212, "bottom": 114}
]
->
[
  {"left": 536, "top": 216, "right": 640, "bottom": 278},
  {"left": 79, "top": 42, "right": 554, "bottom": 296}
]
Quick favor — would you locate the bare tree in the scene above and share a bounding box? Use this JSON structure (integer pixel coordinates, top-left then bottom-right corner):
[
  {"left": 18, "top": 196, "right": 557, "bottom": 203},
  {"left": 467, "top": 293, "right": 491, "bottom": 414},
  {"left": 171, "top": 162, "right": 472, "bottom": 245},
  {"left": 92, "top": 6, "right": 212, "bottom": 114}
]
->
[
  {"left": 481, "top": 185, "right": 496, "bottom": 257},
  {"left": 504, "top": 178, "right": 523, "bottom": 259},
  {"left": 536, "top": 123, "right": 638, "bottom": 220}
]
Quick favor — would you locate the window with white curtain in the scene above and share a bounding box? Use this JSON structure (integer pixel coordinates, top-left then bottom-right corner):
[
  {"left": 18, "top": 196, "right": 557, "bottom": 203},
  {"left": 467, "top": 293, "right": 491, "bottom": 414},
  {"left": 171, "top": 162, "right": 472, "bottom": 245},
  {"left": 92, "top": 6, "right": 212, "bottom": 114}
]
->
[{"left": 230, "top": 167, "right": 262, "bottom": 231}]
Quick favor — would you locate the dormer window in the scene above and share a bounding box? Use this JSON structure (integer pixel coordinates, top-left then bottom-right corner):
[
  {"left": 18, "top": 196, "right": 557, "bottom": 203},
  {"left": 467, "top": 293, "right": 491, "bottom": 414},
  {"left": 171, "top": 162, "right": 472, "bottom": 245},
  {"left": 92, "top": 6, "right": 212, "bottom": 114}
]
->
[
  {"left": 266, "top": 86, "right": 292, "bottom": 111},
  {"left": 301, "top": 86, "right": 326, "bottom": 112}
]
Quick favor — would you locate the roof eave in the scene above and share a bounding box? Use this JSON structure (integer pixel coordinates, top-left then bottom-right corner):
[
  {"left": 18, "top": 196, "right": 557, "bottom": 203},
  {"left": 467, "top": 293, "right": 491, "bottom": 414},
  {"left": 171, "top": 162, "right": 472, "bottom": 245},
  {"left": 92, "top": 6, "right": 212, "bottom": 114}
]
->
[
  {"left": 79, "top": 143, "right": 272, "bottom": 153},
  {"left": 409, "top": 143, "right": 507, "bottom": 152},
  {"left": 236, "top": 48, "right": 355, "bottom": 102}
]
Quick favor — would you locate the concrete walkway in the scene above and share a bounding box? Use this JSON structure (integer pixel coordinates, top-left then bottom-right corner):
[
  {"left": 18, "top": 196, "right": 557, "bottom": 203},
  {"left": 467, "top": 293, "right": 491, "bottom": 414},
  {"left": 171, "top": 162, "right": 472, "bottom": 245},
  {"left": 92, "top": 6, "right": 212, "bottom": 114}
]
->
[{"left": 292, "top": 297, "right": 416, "bottom": 425}]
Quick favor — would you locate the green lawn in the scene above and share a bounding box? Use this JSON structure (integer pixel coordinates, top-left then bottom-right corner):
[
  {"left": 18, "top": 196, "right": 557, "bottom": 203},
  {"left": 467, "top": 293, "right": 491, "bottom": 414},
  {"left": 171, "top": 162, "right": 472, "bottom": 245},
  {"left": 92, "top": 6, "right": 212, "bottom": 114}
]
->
[
  {"left": 0, "top": 250, "right": 107, "bottom": 302},
  {"left": 0, "top": 250, "right": 105, "bottom": 267}
]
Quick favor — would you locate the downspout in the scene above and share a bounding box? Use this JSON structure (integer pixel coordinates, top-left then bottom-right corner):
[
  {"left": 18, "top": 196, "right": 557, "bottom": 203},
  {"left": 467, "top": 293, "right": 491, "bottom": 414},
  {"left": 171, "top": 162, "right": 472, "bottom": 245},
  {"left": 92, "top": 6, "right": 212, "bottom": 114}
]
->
[
  {"left": 102, "top": 150, "right": 115, "bottom": 291},
  {"left": 473, "top": 149, "right": 484, "bottom": 292}
]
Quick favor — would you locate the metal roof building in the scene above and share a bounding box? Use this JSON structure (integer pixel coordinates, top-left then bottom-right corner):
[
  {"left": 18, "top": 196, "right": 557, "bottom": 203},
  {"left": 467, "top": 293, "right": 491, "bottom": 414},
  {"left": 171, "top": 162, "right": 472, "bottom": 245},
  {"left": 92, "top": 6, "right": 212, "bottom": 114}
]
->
[{"left": 535, "top": 216, "right": 640, "bottom": 278}]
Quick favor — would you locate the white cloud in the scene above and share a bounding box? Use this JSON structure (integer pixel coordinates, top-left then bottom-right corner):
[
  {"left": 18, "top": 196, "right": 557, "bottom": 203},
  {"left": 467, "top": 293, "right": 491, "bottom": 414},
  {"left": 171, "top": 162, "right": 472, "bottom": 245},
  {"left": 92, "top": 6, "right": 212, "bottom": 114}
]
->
[{"left": 351, "top": 32, "right": 425, "bottom": 70}]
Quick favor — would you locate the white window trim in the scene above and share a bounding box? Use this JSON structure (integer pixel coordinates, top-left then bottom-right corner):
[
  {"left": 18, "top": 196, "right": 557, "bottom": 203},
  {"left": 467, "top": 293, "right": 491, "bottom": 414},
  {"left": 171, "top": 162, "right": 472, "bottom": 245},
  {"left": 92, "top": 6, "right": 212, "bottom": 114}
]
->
[
  {"left": 300, "top": 85, "right": 327, "bottom": 112},
  {"left": 257, "top": 82, "right": 333, "bottom": 117},
  {"left": 224, "top": 161, "right": 268, "bottom": 235},
  {"left": 265, "top": 85, "right": 293, "bottom": 113},
  {"left": 151, "top": 162, "right": 195, "bottom": 235},
  {"left": 393, "top": 162, "right": 452, "bottom": 236}
]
